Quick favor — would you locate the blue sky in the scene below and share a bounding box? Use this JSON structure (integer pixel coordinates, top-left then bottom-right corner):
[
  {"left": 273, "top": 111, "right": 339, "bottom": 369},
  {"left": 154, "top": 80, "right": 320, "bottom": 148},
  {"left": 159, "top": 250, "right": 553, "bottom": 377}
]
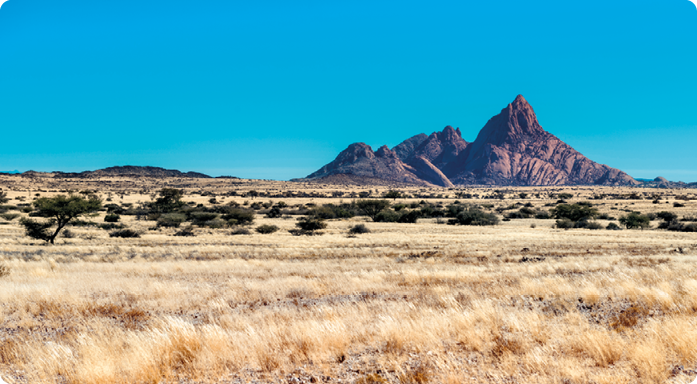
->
[{"left": 0, "top": 0, "right": 696, "bottom": 181}]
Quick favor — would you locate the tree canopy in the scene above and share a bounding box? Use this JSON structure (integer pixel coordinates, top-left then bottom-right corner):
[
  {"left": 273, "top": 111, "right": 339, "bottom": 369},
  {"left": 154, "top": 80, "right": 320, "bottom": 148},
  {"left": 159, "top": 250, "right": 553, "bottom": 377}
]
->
[{"left": 20, "top": 194, "right": 102, "bottom": 244}]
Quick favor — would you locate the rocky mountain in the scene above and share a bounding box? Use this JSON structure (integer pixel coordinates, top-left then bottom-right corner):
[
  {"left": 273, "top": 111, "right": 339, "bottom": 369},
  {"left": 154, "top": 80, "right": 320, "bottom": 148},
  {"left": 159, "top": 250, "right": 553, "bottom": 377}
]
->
[{"left": 305, "top": 95, "right": 638, "bottom": 187}]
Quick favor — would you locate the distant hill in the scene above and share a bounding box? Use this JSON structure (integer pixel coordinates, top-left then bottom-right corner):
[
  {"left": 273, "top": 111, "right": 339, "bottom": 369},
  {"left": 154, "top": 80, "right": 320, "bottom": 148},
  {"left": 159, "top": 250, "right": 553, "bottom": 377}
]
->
[
  {"left": 54, "top": 166, "right": 212, "bottom": 179},
  {"left": 0, "top": 170, "right": 20, "bottom": 174},
  {"left": 305, "top": 95, "right": 638, "bottom": 187}
]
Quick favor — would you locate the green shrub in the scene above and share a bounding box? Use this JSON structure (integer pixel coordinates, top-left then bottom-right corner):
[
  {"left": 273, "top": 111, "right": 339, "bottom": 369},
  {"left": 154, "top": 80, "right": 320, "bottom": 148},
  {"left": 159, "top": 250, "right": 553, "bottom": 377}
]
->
[
  {"left": 619, "top": 213, "right": 651, "bottom": 229},
  {"left": 656, "top": 211, "right": 678, "bottom": 222},
  {"left": 606, "top": 222, "right": 622, "bottom": 230},
  {"left": 296, "top": 217, "right": 327, "bottom": 231},
  {"left": 157, "top": 213, "right": 187, "bottom": 228},
  {"left": 348, "top": 224, "right": 370, "bottom": 234},
  {"left": 448, "top": 206, "right": 499, "bottom": 226},
  {"left": 555, "top": 218, "right": 575, "bottom": 229},
  {"left": 104, "top": 213, "right": 120, "bottom": 223},
  {"left": 356, "top": 200, "right": 391, "bottom": 221},
  {"left": 255, "top": 224, "right": 279, "bottom": 234},
  {"left": 221, "top": 208, "right": 255, "bottom": 226},
  {"left": 551, "top": 204, "right": 598, "bottom": 222}
]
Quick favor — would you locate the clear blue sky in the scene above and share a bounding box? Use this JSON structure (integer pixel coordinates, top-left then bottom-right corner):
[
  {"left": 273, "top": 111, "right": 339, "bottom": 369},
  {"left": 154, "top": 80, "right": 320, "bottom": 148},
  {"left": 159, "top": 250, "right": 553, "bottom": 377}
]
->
[{"left": 1, "top": 0, "right": 696, "bottom": 181}]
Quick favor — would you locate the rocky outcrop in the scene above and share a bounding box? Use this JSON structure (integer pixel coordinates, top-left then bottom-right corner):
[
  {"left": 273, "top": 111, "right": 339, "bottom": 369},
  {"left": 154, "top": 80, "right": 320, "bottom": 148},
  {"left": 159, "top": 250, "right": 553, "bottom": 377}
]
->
[
  {"left": 408, "top": 126, "right": 469, "bottom": 169},
  {"left": 443, "top": 95, "right": 637, "bottom": 186},
  {"left": 307, "top": 95, "right": 638, "bottom": 187},
  {"left": 306, "top": 143, "right": 440, "bottom": 186},
  {"left": 392, "top": 134, "right": 428, "bottom": 162}
]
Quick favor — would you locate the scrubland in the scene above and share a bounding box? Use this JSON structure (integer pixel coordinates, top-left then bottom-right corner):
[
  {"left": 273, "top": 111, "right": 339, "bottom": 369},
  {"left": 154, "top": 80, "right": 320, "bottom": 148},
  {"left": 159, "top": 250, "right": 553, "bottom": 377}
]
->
[{"left": 1, "top": 175, "right": 697, "bottom": 383}]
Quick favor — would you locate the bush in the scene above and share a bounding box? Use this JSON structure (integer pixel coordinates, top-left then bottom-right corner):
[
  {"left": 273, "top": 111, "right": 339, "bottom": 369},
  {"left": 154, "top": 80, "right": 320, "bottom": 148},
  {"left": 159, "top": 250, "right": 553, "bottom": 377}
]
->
[
  {"left": 606, "top": 222, "right": 622, "bottom": 230},
  {"left": 575, "top": 220, "right": 603, "bottom": 230},
  {"left": 221, "top": 208, "right": 255, "bottom": 226},
  {"left": 266, "top": 207, "right": 282, "bottom": 218},
  {"left": 619, "top": 213, "right": 651, "bottom": 229},
  {"left": 109, "top": 229, "right": 140, "bottom": 238},
  {"left": 296, "top": 217, "right": 328, "bottom": 231},
  {"left": 355, "top": 200, "right": 391, "bottom": 221},
  {"left": 674, "top": 202, "right": 685, "bottom": 208},
  {"left": 551, "top": 204, "right": 598, "bottom": 222},
  {"left": 230, "top": 227, "right": 251, "bottom": 235},
  {"left": 348, "top": 224, "right": 371, "bottom": 234},
  {"left": 656, "top": 211, "right": 678, "bottom": 222},
  {"left": 448, "top": 206, "right": 499, "bottom": 226},
  {"left": 190, "top": 211, "right": 219, "bottom": 226},
  {"left": 104, "top": 213, "right": 120, "bottom": 223},
  {"left": 555, "top": 218, "right": 575, "bottom": 229},
  {"left": 255, "top": 224, "right": 279, "bottom": 234},
  {"left": 534, "top": 210, "right": 551, "bottom": 219},
  {"left": 157, "top": 213, "right": 187, "bottom": 228}
]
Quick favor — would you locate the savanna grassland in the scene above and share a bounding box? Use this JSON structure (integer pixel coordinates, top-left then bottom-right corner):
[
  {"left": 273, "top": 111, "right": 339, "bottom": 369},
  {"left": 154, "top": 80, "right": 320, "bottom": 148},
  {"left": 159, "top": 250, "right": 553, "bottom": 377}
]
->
[{"left": 1, "top": 174, "right": 697, "bottom": 384}]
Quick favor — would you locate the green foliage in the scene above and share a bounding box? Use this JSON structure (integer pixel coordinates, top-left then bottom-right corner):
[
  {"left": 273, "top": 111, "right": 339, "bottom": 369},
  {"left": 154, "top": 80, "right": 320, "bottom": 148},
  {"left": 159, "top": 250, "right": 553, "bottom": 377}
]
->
[
  {"left": 375, "top": 210, "right": 419, "bottom": 223},
  {"left": 348, "top": 224, "right": 371, "bottom": 235},
  {"left": 157, "top": 213, "right": 187, "bottom": 228},
  {"left": 619, "top": 212, "right": 651, "bottom": 229},
  {"left": 190, "top": 211, "right": 219, "bottom": 226},
  {"left": 606, "top": 222, "right": 622, "bottom": 230},
  {"left": 309, "top": 204, "right": 355, "bottom": 219},
  {"left": 20, "top": 194, "right": 101, "bottom": 244},
  {"left": 656, "top": 211, "right": 678, "bottom": 222},
  {"left": 266, "top": 207, "right": 282, "bottom": 218},
  {"left": 447, "top": 206, "right": 499, "bottom": 226},
  {"left": 19, "top": 218, "right": 54, "bottom": 242},
  {"left": 296, "top": 217, "right": 328, "bottom": 231},
  {"left": 151, "top": 188, "right": 185, "bottom": 213},
  {"left": 104, "top": 213, "right": 120, "bottom": 223},
  {"left": 221, "top": 208, "right": 255, "bottom": 226},
  {"left": 555, "top": 218, "right": 575, "bottom": 229},
  {"left": 255, "top": 224, "right": 279, "bottom": 234},
  {"left": 551, "top": 204, "right": 598, "bottom": 222},
  {"left": 383, "top": 190, "right": 402, "bottom": 200},
  {"left": 355, "top": 200, "right": 391, "bottom": 221}
]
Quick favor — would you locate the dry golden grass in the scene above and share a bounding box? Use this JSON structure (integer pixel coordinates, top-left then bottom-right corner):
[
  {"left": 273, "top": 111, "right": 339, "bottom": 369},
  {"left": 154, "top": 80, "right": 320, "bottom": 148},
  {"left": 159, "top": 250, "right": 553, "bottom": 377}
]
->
[{"left": 1, "top": 176, "right": 697, "bottom": 383}]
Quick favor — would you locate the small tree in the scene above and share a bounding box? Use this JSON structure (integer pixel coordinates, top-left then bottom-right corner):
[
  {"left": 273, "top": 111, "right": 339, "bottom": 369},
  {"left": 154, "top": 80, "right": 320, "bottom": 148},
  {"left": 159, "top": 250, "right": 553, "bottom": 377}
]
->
[
  {"left": 383, "top": 190, "right": 402, "bottom": 201},
  {"left": 20, "top": 194, "right": 102, "bottom": 244},
  {"left": 355, "top": 199, "right": 391, "bottom": 221},
  {"left": 619, "top": 213, "right": 651, "bottom": 230},
  {"left": 151, "top": 188, "right": 185, "bottom": 213},
  {"left": 0, "top": 191, "right": 8, "bottom": 204}
]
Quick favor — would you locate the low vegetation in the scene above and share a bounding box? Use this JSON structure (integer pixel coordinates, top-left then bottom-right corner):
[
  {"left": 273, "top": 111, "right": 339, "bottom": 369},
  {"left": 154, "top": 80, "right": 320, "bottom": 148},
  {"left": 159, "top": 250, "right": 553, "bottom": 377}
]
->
[{"left": 0, "top": 179, "right": 697, "bottom": 383}]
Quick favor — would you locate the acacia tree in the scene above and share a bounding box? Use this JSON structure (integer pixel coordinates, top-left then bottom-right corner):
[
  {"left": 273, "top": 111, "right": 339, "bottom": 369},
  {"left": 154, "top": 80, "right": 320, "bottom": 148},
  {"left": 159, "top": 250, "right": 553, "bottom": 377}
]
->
[
  {"left": 20, "top": 194, "right": 102, "bottom": 244},
  {"left": 355, "top": 199, "right": 391, "bottom": 221}
]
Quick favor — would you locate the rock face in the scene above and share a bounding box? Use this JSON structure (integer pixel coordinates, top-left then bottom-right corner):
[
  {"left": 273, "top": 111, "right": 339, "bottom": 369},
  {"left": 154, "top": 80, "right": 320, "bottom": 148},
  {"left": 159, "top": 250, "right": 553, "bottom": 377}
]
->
[{"left": 306, "top": 95, "right": 638, "bottom": 187}]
